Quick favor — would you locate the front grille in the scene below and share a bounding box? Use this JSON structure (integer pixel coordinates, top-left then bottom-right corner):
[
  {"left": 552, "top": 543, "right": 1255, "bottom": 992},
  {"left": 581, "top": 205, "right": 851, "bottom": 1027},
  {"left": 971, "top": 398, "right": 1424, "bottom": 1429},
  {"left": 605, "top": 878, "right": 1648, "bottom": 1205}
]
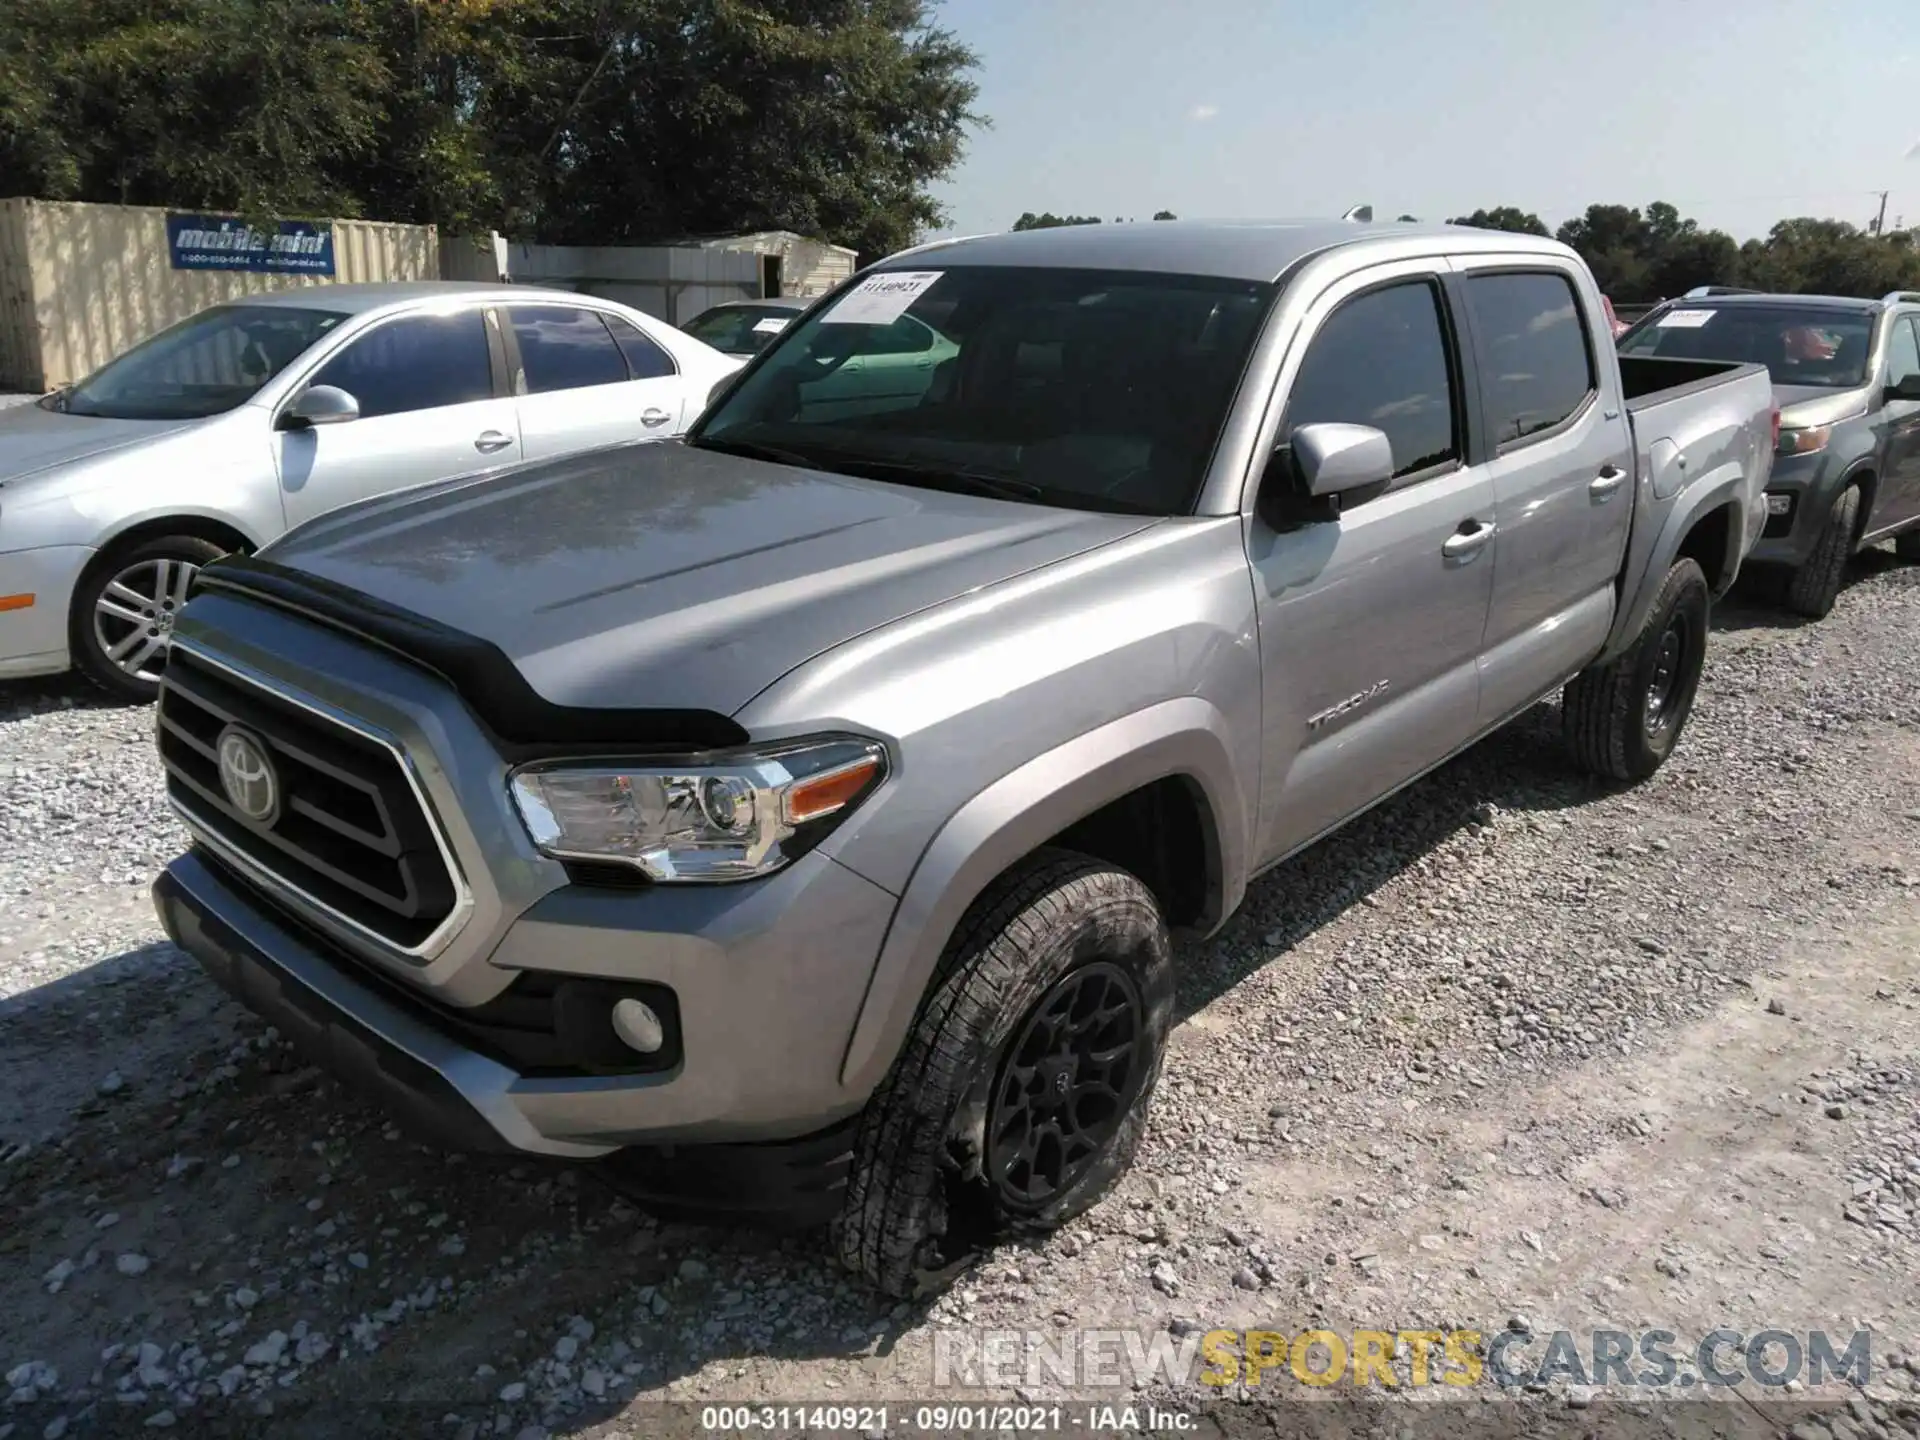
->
[{"left": 157, "top": 648, "right": 460, "bottom": 953}]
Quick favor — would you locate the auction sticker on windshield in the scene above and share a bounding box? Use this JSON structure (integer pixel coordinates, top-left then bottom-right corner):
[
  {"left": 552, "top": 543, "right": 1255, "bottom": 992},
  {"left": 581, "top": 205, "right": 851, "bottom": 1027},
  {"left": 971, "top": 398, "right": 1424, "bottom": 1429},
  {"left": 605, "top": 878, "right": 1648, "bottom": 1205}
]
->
[
  {"left": 1657, "top": 309, "right": 1716, "bottom": 328},
  {"left": 752, "top": 316, "right": 791, "bottom": 334},
  {"left": 821, "top": 271, "right": 944, "bottom": 325}
]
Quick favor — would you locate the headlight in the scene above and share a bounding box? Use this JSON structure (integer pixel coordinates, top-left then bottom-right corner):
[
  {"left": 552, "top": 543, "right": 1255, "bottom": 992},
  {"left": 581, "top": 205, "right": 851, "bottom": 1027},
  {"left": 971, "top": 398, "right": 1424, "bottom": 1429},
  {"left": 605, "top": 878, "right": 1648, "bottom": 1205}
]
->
[
  {"left": 1776, "top": 425, "right": 1831, "bottom": 457},
  {"left": 508, "top": 737, "right": 886, "bottom": 883}
]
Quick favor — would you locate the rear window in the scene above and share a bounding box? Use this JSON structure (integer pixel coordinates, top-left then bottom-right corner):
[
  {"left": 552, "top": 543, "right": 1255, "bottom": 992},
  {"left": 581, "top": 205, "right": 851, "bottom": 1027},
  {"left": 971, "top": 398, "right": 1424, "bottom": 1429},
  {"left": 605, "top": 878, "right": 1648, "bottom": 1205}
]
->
[
  {"left": 1619, "top": 303, "right": 1875, "bottom": 389},
  {"left": 1463, "top": 272, "right": 1597, "bottom": 447}
]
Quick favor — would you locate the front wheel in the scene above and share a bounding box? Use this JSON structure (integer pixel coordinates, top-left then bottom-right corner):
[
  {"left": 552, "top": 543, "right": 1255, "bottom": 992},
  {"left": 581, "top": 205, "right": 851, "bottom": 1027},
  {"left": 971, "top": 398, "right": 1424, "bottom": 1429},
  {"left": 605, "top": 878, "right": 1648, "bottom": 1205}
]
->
[
  {"left": 1563, "top": 557, "right": 1710, "bottom": 783},
  {"left": 70, "top": 535, "right": 227, "bottom": 702},
  {"left": 833, "top": 849, "right": 1174, "bottom": 1297},
  {"left": 1783, "top": 484, "right": 1859, "bottom": 619}
]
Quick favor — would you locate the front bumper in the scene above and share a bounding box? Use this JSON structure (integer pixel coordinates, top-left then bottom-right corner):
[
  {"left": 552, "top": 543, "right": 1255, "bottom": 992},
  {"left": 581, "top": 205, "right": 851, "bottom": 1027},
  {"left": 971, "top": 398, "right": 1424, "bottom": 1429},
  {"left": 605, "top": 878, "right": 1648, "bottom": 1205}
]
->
[
  {"left": 0, "top": 543, "right": 91, "bottom": 679},
  {"left": 1745, "top": 452, "right": 1831, "bottom": 568}
]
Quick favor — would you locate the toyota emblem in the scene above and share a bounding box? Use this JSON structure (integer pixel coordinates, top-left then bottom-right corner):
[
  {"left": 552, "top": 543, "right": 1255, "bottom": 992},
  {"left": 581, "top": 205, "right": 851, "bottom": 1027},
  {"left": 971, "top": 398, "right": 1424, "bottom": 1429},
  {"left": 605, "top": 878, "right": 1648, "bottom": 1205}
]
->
[{"left": 216, "top": 726, "right": 280, "bottom": 827}]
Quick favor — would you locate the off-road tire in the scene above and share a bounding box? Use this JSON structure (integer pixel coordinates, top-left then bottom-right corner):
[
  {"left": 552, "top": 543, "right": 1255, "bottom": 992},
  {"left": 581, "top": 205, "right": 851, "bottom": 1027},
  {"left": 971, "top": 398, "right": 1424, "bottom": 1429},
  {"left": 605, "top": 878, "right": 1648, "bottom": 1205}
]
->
[
  {"left": 1563, "top": 557, "right": 1709, "bottom": 783},
  {"left": 1783, "top": 485, "right": 1859, "bottom": 620},
  {"left": 1894, "top": 529, "right": 1920, "bottom": 563},
  {"left": 70, "top": 534, "right": 229, "bottom": 703},
  {"left": 833, "top": 848, "right": 1174, "bottom": 1298}
]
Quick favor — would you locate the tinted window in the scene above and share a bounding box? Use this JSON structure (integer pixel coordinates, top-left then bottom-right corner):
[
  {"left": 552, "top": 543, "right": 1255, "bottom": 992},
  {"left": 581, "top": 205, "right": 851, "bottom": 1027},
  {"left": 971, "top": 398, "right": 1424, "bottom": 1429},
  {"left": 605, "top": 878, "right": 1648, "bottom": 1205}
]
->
[
  {"left": 509, "top": 306, "right": 628, "bottom": 393},
  {"left": 1284, "top": 281, "right": 1458, "bottom": 478},
  {"left": 695, "top": 267, "right": 1275, "bottom": 516},
  {"left": 1888, "top": 317, "right": 1920, "bottom": 390},
  {"left": 310, "top": 312, "right": 494, "bottom": 419},
  {"left": 603, "top": 313, "right": 677, "bottom": 380},
  {"left": 682, "top": 305, "right": 798, "bottom": 355},
  {"left": 1619, "top": 302, "right": 1875, "bottom": 389},
  {"left": 60, "top": 304, "right": 347, "bottom": 420},
  {"left": 1465, "top": 272, "right": 1596, "bottom": 446}
]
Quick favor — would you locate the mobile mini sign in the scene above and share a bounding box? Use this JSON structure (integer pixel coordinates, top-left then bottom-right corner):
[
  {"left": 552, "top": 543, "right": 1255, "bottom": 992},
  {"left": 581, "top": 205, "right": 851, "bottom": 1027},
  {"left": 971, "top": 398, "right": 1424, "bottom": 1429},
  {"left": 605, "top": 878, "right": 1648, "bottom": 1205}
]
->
[{"left": 165, "top": 214, "right": 336, "bottom": 276}]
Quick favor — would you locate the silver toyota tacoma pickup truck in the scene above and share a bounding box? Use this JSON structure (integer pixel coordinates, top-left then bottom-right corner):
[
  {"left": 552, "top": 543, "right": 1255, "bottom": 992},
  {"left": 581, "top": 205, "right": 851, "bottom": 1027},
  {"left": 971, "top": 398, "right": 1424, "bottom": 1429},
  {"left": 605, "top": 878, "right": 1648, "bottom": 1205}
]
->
[{"left": 149, "top": 221, "right": 1776, "bottom": 1295}]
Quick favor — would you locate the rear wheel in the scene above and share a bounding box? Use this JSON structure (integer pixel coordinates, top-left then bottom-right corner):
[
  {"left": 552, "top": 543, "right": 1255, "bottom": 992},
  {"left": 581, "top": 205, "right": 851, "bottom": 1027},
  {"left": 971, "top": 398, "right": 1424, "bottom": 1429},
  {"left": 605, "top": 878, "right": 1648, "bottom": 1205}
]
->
[
  {"left": 833, "top": 849, "right": 1173, "bottom": 1297},
  {"left": 1783, "top": 485, "right": 1859, "bottom": 620},
  {"left": 1563, "top": 557, "right": 1709, "bottom": 782},
  {"left": 70, "top": 534, "right": 227, "bottom": 702}
]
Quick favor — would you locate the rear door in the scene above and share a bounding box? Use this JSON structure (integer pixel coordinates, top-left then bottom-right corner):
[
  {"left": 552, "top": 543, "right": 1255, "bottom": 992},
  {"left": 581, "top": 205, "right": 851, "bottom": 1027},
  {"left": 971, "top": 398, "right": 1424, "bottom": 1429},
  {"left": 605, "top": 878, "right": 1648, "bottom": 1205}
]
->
[
  {"left": 505, "top": 303, "right": 689, "bottom": 462},
  {"left": 1449, "top": 259, "right": 1633, "bottom": 726},
  {"left": 275, "top": 306, "right": 519, "bottom": 529},
  {"left": 1874, "top": 314, "right": 1920, "bottom": 531},
  {"left": 1248, "top": 262, "right": 1497, "bottom": 864}
]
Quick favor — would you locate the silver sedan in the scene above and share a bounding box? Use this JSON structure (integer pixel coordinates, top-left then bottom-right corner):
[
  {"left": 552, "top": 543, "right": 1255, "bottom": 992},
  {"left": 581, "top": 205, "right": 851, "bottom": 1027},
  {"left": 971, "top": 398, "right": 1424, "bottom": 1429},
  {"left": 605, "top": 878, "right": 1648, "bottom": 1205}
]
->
[{"left": 0, "top": 282, "right": 743, "bottom": 699}]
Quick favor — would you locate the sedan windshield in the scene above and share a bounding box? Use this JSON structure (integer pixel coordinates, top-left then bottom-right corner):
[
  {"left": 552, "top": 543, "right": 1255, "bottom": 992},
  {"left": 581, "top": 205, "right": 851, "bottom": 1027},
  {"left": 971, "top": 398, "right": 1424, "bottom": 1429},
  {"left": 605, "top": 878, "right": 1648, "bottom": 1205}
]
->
[
  {"left": 51, "top": 304, "right": 349, "bottom": 420},
  {"left": 1619, "top": 304, "right": 1875, "bottom": 389},
  {"left": 681, "top": 304, "right": 804, "bottom": 356},
  {"left": 690, "top": 266, "right": 1276, "bottom": 515}
]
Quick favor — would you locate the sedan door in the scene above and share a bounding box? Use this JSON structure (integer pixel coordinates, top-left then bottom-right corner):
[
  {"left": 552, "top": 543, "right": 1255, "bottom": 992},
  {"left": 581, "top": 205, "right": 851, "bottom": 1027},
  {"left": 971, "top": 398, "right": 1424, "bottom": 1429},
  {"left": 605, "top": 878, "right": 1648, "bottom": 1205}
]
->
[
  {"left": 797, "top": 315, "right": 952, "bottom": 421},
  {"left": 275, "top": 307, "right": 519, "bottom": 529},
  {"left": 505, "top": 304, "right": 690, "bottom": 462}
]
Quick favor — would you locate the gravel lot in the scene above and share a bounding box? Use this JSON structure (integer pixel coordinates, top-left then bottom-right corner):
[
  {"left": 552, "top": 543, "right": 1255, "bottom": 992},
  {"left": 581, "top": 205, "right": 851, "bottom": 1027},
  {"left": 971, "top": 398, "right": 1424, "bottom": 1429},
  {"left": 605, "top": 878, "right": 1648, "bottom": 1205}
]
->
[{"left": 3, "top": 552, "right": 1919, "bottom": 1439}]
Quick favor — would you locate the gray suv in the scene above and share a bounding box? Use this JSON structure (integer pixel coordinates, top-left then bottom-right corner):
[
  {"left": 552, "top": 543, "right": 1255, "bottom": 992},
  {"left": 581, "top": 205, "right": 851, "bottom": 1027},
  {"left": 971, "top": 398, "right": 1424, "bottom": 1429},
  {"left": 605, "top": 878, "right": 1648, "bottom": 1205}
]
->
[
  {"left": 1619, "top": 289, "right": 1920, "bottom": 617},
  {"left": 150, "top": 221, "right": 1776, "bottom": 1296}
]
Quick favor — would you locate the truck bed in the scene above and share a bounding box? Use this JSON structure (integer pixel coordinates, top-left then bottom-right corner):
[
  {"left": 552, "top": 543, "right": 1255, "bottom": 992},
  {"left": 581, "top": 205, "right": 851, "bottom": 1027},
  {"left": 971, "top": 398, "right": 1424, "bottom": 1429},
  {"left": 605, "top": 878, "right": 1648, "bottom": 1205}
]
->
[{"left": 1618, "top": 353, "right": 1754, "bottom": 408}]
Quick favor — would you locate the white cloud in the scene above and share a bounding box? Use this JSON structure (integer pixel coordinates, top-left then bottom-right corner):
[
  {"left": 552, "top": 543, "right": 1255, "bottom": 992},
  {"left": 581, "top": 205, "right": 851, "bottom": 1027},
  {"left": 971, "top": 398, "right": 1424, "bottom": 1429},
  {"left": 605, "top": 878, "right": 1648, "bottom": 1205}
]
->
[{"left": 1189, "top": 103, "right": 1219, "bottom": 122}]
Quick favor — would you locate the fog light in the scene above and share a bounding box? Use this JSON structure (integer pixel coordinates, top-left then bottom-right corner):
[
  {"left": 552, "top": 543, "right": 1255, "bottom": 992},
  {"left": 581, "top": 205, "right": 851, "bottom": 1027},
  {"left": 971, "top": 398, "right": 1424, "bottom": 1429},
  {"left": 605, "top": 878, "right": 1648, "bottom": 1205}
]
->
[
  {"left": 610, "top": 998, "right": 665, "bottom": 1054},
  {"left": 1765, "top": 493, "right": 1792, "bottom": 516}
]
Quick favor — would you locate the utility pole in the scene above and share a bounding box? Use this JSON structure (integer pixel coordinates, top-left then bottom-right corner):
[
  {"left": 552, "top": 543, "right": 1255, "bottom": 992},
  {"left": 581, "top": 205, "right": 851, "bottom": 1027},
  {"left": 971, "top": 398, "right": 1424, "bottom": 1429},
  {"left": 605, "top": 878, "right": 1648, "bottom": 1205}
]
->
[{"left": 1872, "top": 190, "right": 1889, "bottom": 235}]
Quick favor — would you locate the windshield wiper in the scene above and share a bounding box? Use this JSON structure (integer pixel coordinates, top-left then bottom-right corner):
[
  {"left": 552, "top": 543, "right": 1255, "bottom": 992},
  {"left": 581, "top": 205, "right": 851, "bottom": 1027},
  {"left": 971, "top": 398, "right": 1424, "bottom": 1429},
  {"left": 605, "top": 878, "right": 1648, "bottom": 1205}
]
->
[
  {"left": 687, "top": 434, "right": 819, "bottom": 469},
  {"left": 817, "top": 456, "right": 1046, "bottom": 503}
]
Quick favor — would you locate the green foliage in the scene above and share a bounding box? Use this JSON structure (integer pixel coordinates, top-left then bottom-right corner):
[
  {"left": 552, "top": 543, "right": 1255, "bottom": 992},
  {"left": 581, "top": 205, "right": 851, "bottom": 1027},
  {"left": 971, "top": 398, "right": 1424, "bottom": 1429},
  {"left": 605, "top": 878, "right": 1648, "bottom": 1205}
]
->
[
  {"left": 0, "top": 0, "right": 983, "bottom": 256},
  {"left": 1452, "top": 199, "right": 1920, "bottom": 300},
  {"left": 1011, "top": 212, "right": 1103, "bottom": 230},
  {"left": 1152, "top": 210, "right": 1176, "bottom": 221}
]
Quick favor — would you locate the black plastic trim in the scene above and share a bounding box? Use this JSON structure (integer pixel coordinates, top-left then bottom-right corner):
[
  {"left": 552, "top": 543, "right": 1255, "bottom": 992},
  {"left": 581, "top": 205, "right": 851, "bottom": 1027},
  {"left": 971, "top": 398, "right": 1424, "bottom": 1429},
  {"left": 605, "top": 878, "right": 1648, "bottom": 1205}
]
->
[
  {"left": 189, "top": 554, "right": 750, "bottom": 751},
  {"left": 599, "top": 1114, "right": 861, "bottom": 1231}
]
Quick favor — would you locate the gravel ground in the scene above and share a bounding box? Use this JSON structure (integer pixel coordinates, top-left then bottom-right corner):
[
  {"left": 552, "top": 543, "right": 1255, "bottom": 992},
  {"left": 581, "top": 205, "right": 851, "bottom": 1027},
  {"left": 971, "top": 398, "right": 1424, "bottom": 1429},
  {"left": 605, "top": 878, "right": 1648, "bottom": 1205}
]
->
[{"left": 2, "top": 550, "right": 1919, "bottom": 1439}]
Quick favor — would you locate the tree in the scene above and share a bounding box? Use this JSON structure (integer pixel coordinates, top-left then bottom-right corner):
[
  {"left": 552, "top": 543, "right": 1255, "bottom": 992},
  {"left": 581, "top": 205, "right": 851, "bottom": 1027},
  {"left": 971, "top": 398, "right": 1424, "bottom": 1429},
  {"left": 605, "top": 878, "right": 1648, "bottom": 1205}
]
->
[
  {"left": 0, "top": 0, "right": 984, "bottom": 257},
  {"left": 1011, "top": 212, "right": 1102, "bottom": 230},
  {"left": 1447, "top": 206, "right": 1550, "bottom": 237},
  {"left": 1153, "top": 210, "right": 1176, "bottom": 221}
]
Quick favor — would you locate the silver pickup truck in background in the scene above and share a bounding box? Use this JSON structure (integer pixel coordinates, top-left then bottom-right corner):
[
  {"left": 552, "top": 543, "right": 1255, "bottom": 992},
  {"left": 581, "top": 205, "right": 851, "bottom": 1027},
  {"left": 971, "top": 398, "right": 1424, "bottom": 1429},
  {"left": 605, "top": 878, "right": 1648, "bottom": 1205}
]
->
[{"left": 148, "top": 220, "right": 1776, "bottom": 1297}]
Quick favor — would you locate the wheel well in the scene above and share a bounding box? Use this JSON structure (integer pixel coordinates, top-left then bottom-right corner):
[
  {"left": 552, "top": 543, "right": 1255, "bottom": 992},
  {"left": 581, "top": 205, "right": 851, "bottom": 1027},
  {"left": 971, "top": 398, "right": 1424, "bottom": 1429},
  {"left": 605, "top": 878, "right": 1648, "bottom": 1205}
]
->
[
  {"left": 1846, "top": 470, "right": 1878, "bottom": 546},
  {"left": 74, "top": 517, "right": 254, "bottom": 604},
  {"left": 1046, "top": 775, "right": 1219, "bottom": 931},
  {"left": 1676, "top": 502, "right": 1737, "bottom": 594}
]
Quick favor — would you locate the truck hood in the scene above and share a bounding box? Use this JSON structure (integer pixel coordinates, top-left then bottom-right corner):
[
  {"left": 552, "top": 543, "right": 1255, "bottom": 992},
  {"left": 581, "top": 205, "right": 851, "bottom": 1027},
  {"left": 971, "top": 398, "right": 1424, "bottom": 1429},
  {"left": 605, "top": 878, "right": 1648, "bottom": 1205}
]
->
[
  {"left": 262, "top": 441, "right": 1158, "bottom": 715},
  {"left": 1773, "top": 383, "right": 1870, "bottom": 430},
  {"left": 0, "top": 402, "right": 195, "bottom": 485}
]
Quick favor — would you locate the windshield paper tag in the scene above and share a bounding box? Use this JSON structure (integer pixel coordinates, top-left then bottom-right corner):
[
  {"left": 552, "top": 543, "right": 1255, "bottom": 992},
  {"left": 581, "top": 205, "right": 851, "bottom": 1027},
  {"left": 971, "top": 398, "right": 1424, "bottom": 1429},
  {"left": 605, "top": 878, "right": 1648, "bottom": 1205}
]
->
[
  {"left": 820, "top": 271, "right": 943, "bottom": 325},
  {"left": 1657, "top": 309, "right": 1716, "bottom": 328},
  {"left": 752, "top": 316, "right": 791, "bottom": 335}
]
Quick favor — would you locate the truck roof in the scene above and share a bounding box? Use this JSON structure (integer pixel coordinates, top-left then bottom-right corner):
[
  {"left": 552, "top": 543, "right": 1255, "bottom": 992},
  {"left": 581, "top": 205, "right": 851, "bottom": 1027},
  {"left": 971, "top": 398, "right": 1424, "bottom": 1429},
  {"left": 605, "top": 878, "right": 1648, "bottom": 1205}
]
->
[{"left": 881, "top": 219, "right": 1573, "bottom": 283}]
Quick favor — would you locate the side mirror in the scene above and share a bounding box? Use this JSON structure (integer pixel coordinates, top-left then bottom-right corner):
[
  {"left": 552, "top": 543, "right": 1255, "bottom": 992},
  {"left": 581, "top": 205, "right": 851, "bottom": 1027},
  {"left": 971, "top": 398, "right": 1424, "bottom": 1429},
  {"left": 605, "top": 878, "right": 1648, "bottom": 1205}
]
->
[
  {"left": 1293, "top": 422, "right": 1396, "bottom": 497},
  {"left": 1886, "top": 374, "right": 1920, "bottom": 404},
  {"left": 280, "top": 385, "right": 360, "bottom": 430}
]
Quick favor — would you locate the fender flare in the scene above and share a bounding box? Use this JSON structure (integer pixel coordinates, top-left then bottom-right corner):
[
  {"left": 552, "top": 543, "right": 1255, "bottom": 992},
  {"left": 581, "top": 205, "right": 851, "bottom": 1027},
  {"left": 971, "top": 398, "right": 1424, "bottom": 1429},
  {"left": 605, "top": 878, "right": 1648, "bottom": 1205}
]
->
[
  {"left": 1599, "top": 466, "right": 1747, "bottom": 663},
  {"left": 836, "top": 696, "right": 1249, "bottom": 1095}
]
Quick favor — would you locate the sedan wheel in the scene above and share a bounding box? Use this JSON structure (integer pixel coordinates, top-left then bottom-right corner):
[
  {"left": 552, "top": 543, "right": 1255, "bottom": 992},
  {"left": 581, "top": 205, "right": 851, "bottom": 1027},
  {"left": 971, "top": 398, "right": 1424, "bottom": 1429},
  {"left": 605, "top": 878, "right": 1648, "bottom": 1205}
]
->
[
  {"left": 93, "top": 556, "right": 199, "bottom": 683},
  {"left": 71, "top": 534, "right": 230, "bottom": 702}
]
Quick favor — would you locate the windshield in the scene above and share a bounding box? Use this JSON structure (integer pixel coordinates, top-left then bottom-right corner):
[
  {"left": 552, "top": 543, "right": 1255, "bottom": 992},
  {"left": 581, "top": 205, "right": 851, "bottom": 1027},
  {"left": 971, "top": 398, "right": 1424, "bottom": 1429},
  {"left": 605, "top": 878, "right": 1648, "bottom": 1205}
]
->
[
  {"left": 1619, "top": 304, "right": 1875, "bottom": 389},
  {"left": 51, "top": 303, "right": 349, "bottom": 420},
  {"left": 690, "top": 266, "right": 1276, "bottom": 515},
  {"left": 682, "top": 304, "right": 803, "bottom": 356}
]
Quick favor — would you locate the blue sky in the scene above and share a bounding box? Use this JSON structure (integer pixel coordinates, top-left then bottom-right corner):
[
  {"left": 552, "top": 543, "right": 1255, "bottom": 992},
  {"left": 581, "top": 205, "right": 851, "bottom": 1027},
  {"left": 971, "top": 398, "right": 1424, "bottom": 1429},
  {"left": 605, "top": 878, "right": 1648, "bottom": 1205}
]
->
[{"left": 929, "top": 0, "right": 1920, "bottom": 242}]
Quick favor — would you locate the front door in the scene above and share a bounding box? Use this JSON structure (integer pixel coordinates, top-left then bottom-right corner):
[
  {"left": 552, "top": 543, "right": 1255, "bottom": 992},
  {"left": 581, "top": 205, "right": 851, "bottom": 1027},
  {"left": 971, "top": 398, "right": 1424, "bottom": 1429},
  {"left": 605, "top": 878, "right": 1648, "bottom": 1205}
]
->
[
  {"left": 1451, "top": 261, "right": 1634, "bottom": 723},
  {"left": 1248, "top": 265, "right": 1496, "bottom": 865},
  {"left": 1873, "top": 314, "right": 1920, "bottom": 532}
]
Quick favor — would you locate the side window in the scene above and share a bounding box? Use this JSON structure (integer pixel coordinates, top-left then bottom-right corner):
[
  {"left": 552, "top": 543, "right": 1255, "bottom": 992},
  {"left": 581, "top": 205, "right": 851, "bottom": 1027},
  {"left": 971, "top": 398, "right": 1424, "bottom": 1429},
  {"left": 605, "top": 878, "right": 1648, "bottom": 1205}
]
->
[
  {"left": 1284, "top": 280, "right": 1459, "bottom": 479},
  {"left": 602, "top": 313, "right": 678, "bottom": 380},
  {"left": 868, "top": 316, "right": 934, "bottom": 356},
  {"left": 1888, "top": 316, "right": 1920, "bottom": 390},
  {"left": 1463, "top": 271, "right": 1597, "bottom": 447},
  {"left": 508, "top": 306, "right": 629, "bottom": 393},
  {"left": 309, "top": 311, "right": 494, "bottom": 420}
]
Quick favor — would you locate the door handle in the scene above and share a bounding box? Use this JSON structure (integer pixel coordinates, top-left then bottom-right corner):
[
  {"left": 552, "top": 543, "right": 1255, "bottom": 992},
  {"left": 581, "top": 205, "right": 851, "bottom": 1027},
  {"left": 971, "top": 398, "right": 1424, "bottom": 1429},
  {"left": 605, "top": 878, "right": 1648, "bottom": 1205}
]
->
[
  {"left": 1590, "top": 465, "right": 1628, "bottom": 500},
  {"left": 474, "top": 430, "right": 514, "bottom": 454},
  {"left": 640, "top": 408, "right": 673, "bottom": 427},
  {"left": 1442, "top": 520, "right": 1496, "bottom": 561}
]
